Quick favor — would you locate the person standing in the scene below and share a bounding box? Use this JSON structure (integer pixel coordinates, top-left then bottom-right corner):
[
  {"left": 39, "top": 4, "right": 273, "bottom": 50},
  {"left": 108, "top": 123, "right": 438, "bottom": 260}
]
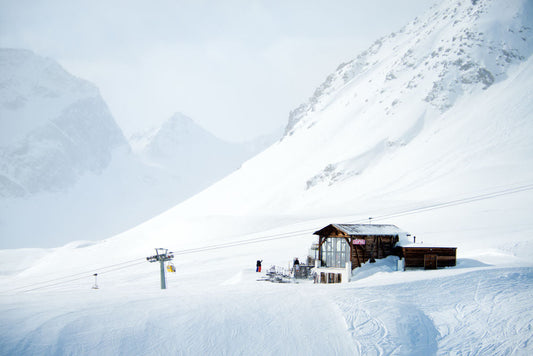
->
[
  {"left": 294, "top": 258, "right": 300, "bottom": 272},
  {"left": 256, "top": 260, "right": 262, "bottom": 272}
]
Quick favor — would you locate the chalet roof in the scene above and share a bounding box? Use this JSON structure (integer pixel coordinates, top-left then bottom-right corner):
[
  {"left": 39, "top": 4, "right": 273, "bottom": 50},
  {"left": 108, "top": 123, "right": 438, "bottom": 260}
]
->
[{"left": 314, "top": 223, "right": 404, "bottom": 236}]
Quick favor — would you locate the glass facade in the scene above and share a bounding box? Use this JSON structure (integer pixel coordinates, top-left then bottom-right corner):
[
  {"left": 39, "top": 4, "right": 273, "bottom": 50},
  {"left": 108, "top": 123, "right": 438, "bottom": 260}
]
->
[{"left": 321, "top": 237, "right": 351, "bottom": 267}]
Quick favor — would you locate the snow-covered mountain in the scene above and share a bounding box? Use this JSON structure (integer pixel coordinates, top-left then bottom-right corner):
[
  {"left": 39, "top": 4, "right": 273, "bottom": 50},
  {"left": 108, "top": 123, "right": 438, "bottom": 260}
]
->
[
  {"left": 1, "top": 0, "right": 532, "bottom": 354},
  {"left": 0, "top": 50, "right": 277, "bottom": 248},
  {"left": 135, "top": 112, "right": 253, "bottom": 189},
  {"left": 286, "top": 0, "right": 531, "bottom": 136},
  {"left": 0, "top": 49, "right": 127, "bottom": 197},
  {"left": 133, "top": 112, "right": 278, "bottom": 165},
  {"left": 178, "top": 0, "right": 532, "bottom": 219}
]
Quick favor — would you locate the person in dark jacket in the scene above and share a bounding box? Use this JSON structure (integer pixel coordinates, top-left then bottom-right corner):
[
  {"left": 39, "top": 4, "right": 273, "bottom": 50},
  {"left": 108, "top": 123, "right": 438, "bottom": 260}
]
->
[
  {"left": 294, "top": 258, "right": 300, "bottom": 272},
  {"left": 256, "top": 260, "right": 263, "bottom": 272}
]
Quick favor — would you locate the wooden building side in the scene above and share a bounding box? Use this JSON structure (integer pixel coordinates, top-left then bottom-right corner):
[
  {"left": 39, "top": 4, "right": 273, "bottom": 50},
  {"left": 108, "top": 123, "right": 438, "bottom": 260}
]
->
[
  {"left": 348, "top": 235, "right": 398, "bottom": 267},
  {"left": 401, "top": 247, "right": 457, "bottom": 269},
  {"left": 314, "top": 224, "right": 404, "bottom": 269}
]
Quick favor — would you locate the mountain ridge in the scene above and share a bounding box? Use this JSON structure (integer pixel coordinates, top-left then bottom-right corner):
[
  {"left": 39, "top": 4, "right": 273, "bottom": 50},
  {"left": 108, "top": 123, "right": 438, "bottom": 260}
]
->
[
  {"left": 0, "top": 48, "right": 128, "bottom": 197},
  {"left": 0, "top": 50, "right": 279, "bottom": 248},
  {"left": 161, "top": 0, "right": 532, "bottom": 223},
  {"left": 285, "top": 0, "right": 531, "bottom": 137}
]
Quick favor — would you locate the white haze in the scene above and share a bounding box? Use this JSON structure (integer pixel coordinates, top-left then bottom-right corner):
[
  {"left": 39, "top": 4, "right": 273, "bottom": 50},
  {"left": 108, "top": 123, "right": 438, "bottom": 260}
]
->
[{"left": 0, "top": 0, "right": 436, "bottom": 142}]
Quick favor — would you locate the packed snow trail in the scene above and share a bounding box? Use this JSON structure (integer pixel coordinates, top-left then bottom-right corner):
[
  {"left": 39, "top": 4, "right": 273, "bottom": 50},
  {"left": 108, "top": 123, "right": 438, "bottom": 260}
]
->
[
  {"left": 1, "top": 265, "right": 532, "bottom": 355},
  {"left": 0, "top": 271, "right": 356, "bottom": 355}
]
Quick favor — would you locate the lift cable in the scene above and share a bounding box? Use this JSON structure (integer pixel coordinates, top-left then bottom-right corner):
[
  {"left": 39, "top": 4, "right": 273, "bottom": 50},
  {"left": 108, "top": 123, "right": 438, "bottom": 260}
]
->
[
  {"left": 14, "top": 260, "right": 148, "bottom": 294},
  {"left": 4, "top": 258, "right": 146, "bottom": 294},
  {"left": 171, "top": 182, "right": 533, "bottom": 256},
  {"left": 6, "top": 182, "right": 532, "bottom": 293},
  {"left": 353, "top": 183, "right": 533, "bottom": 223}
]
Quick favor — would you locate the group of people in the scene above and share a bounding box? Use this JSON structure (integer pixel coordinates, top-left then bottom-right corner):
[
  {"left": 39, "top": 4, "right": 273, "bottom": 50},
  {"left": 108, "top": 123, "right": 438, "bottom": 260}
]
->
[{"left": 256, "top": 258, "right": 300, "bottom": 272}]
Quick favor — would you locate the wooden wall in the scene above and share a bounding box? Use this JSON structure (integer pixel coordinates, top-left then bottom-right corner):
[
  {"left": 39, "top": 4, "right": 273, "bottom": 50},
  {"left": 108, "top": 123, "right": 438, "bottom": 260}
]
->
[
  {"left": 401, "top": 247, "right": 457, "bottom": 269},
  {"left": 351, "top": 235, "right": 399, "bottom": 268}
]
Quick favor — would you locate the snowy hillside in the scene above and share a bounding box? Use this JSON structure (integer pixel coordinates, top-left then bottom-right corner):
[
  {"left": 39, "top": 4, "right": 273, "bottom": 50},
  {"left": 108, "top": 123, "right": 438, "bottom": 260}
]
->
[
  {"left": 125, "top": 0, "right": 533, "bottom": 256},
  {"left": 1, "top": 0, "right": 532, "bottom": 354},
  {"left": 189, "top": 0, "right": 533, "bottom": 218}
]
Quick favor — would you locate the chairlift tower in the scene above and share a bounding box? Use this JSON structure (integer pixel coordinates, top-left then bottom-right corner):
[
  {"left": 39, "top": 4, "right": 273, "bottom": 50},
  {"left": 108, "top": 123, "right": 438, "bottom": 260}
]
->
[{"left": 146, "top": 248, "right": 174, "bottom": 289}]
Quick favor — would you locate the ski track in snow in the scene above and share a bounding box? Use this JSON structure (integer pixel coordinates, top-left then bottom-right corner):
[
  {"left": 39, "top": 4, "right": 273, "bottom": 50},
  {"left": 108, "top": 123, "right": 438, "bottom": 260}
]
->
[
  {"left": 333, "top": 267, "right": 533, "bottom": 356},
  {"left": 1, "top": 267, "right": 532, "bottom": 355},
  {"left": 0, "top": 272, "right": 356, "bottom": 355}
]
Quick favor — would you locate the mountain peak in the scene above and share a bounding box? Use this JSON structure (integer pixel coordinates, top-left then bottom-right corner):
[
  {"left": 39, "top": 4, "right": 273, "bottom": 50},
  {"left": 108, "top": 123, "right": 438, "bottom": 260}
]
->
[
  {"left": 0, "top": 48, "right": 101, "bottom": 145},
  {"left": 284, "top": 0, "right": 532, "bottom": 137},
  {"left": 169, "top": 112, "right": 193, "bottom": 123},
  {"left": 174, "top": 0, "right": 533, "bottom": 219},
  {"left": 0, "top": 48, "right": 127, "bottom": 197},
  {"left": 161, "top": 112, "right": 199, "bottom": 134}
]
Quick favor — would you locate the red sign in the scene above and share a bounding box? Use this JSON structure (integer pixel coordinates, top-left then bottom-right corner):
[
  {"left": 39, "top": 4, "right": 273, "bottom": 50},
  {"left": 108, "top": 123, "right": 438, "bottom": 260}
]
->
[{"left": 353, "top": 239, "right": 366, "bottom": 245}]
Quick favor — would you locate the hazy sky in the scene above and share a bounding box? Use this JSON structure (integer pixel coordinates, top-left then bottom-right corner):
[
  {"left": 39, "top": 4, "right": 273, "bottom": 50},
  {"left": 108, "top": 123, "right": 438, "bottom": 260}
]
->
[{"left": 0, "top": 0, "right": 435, "bottom": 142}]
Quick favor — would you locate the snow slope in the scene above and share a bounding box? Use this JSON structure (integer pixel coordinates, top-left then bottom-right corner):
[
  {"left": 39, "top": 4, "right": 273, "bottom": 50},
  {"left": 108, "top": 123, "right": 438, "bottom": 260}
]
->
[
  {"left": 1, "top": 264, "right": 531, "bottom": 355},
  {"left": 178, "top": 0, "right": 532, "bottom": 217},
  {"left": 1, "top": 0, "right": 532, "bottom": 354}
]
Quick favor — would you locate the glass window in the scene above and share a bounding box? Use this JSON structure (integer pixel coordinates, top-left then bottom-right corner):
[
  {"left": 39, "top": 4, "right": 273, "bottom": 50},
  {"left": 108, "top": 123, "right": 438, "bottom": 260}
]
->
[{"left": 321, "top": 237, "right": 350, "bottom": 267}]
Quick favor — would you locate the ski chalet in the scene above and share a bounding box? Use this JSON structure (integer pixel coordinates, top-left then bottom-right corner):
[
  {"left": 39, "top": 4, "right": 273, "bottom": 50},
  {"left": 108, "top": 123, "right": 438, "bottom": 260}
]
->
[{"left": 311, "top": 223, "right": 456, "bottom": 284}]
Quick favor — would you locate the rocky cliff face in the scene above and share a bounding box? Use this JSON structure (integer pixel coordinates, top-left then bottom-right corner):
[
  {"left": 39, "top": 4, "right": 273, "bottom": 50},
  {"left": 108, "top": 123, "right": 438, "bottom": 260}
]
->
[{"left": 0, "top": 49, "right": 127, "bottom": 197}]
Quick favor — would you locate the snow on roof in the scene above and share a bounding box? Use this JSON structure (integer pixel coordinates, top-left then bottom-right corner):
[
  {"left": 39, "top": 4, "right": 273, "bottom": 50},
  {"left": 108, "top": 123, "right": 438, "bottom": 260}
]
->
[
  {"left": 397, "top": 243, "right": 457, "bottom": 248},
  {"left": 330, "top": 223, "right": 405, "bottom": 236}
]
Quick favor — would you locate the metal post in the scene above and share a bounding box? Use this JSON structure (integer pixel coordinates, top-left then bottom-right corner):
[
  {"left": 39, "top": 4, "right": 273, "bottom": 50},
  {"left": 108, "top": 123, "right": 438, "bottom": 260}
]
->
[
  {"left": 92, "top": 273, "right": 99, "bottom": 289},
  {"left": 160, "top": 259, "right": 166, "bottom": 289}
]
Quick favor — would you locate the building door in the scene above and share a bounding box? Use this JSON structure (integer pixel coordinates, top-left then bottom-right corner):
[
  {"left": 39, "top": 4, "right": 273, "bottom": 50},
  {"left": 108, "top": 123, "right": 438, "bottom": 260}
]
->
[{"left": 424, "top": 254, "right": 437, "bottom": 269}]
